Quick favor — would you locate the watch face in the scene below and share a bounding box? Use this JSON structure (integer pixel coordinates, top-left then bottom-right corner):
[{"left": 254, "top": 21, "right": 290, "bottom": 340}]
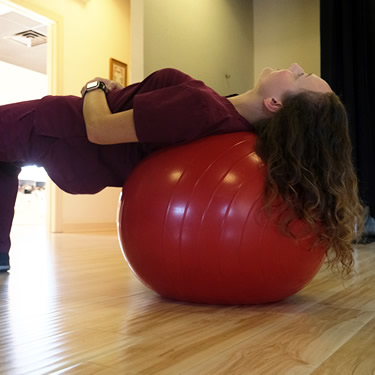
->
[{"left": 87, "top": 81, "right": 99, "bottom": 90}]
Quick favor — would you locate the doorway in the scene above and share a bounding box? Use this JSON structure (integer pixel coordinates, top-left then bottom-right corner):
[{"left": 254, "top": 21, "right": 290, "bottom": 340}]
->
[{"left": 0, "top": 1, "right": 50, "bottom": 227}]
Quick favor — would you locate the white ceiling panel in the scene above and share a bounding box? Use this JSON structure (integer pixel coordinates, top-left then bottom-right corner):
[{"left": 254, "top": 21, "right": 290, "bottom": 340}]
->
[{"left": 0, "top": 10, "right": 47, "bottom": 74}]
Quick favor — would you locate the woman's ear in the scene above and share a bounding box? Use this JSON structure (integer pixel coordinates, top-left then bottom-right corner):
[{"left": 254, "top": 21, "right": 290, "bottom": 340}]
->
[{"left": 264, "top": 97, "right": 282, "bottom": 113}]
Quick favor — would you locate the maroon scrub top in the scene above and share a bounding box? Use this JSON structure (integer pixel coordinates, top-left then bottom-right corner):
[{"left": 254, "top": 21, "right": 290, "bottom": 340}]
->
[{"left": 0, "top": 68, "right": 253, "bottom": 194}]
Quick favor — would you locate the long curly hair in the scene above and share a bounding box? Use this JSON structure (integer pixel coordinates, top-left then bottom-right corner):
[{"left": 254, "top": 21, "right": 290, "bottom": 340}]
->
[{"left": 254, "top": 91, "right": 364, "bottom": 276}]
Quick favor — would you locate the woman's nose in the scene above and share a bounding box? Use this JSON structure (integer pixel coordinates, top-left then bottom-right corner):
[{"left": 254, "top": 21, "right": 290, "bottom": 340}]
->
[{"left": 289, "top": 63, "right": 304, "bottom": 75}]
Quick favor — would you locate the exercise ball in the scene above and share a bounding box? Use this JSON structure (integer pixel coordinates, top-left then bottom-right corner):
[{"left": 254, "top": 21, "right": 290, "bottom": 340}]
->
[{"left": 118, "top": 132, "right": 326, "bottom": 304}]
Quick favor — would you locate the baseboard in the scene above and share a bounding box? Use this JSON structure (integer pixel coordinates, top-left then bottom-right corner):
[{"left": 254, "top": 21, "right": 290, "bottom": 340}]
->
[{"left": 62, "top": 222, "right": 117, "bottom": 233}]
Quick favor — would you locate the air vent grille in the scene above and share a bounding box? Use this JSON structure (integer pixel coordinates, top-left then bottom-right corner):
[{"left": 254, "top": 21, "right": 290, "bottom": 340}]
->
[{"left": 6, "top": 29, "right": 47, "bottom": 48}]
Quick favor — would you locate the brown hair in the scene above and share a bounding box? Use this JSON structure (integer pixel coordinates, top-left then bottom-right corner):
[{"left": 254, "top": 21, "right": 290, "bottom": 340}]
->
[{"left": 254, "top": 91, "right": 364, "bottom": 276}]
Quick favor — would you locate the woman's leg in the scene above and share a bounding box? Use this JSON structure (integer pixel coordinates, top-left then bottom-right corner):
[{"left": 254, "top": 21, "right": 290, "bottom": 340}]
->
[{"left": 0, "top": 162, "right": 21, "bottom": 272}]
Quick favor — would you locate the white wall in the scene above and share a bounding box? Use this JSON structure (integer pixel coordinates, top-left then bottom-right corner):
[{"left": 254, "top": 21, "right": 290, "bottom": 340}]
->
[
  {"left": 140, "top": 0, "right": 320, "bottom": 96},
  {"left": 253, "top": 0, "right": 321, "bottom": 80},
  {"left": 130, "top": 0, "right": 144, "bottom": 84},
  {"left": 143, "top": 0, "right": 254, "bottom": 96},
  {"left": 0, "top": 60, "right": 47, "bottom": 104}
]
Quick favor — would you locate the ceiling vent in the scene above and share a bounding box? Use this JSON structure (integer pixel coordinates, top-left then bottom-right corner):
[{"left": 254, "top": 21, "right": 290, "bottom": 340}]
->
[{"left": 5, "top": 29, "right": 47, "bottom": 48}]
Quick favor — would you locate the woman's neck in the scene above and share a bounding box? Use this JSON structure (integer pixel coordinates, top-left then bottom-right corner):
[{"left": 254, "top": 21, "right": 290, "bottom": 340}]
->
[{"left": 227, "top": 90, "right": 269, "bottom": 124}]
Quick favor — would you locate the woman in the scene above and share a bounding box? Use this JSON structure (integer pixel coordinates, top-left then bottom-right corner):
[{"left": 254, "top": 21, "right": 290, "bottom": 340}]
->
[{"left": 0, "top": 63, "right": 363, "bottom": 274}]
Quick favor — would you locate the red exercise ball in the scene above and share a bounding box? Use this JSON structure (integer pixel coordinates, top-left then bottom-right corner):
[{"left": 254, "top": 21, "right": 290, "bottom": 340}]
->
[{"left": 118, "top": 132, "right": 326, "bottom": 304}]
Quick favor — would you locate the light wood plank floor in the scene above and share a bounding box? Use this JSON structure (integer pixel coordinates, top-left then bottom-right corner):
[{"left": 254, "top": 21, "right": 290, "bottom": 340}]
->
[{"left": 1, "top": 224, "right": 375, "bottom": 375}]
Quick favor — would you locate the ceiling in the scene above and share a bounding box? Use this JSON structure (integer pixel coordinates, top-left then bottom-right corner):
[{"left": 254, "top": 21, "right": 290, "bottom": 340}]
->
[{"left": 0, "top": 5, "right": 47, "bottom": 74}]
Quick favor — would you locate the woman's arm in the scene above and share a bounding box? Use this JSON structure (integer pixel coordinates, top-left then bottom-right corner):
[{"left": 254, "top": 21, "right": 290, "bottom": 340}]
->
[{"left": 82, "top": 83, "right": 139, "bottom": 145}]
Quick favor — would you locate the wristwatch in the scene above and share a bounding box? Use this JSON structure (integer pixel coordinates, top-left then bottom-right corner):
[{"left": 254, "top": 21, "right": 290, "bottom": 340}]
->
[{"left": 83, "top": 80, "right": 106, "bottom": 96}]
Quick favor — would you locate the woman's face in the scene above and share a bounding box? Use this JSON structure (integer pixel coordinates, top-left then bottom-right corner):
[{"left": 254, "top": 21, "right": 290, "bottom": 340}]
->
[{"left": 256, "top": 63, "right": 332, "bottom": 99}]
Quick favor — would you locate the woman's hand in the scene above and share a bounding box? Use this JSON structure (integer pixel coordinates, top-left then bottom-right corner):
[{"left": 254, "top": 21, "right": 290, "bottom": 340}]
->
[{"left": 80, "top": 77, "right": 123, "bottom": 97}]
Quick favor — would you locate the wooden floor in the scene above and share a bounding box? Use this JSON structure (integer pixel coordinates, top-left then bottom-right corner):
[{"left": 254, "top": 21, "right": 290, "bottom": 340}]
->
[{"left": 1, "top": 224, "right": 375, "bottom": 375}]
